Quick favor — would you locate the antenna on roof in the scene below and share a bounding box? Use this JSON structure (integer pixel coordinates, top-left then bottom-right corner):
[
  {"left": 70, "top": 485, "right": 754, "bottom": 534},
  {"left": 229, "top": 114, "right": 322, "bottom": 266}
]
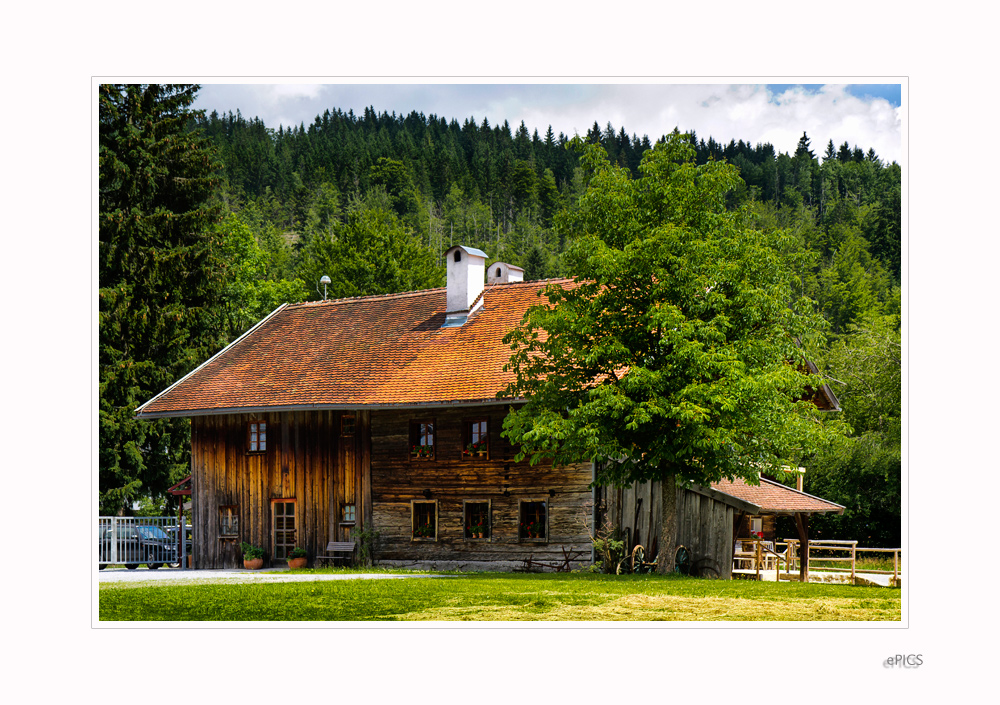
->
[{"left": 319, "top": 275, "right": 331, "bottom": 301}]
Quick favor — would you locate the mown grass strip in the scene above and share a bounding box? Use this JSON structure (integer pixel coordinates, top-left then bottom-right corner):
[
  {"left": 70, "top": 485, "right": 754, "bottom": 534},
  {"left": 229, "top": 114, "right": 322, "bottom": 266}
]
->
[{"left": 99, "top": 572, "right": 900, "bottom": 622}]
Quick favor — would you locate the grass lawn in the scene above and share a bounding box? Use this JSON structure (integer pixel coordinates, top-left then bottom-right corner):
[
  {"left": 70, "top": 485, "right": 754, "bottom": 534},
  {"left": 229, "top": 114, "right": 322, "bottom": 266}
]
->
[{"left": 99, "top": 570, "right": 901, "bottom": 621}]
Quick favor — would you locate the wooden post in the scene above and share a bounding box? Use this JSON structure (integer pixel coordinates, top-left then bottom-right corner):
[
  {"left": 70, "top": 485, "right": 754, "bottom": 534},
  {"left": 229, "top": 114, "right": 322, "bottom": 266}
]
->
[
  {"left": 794, "top": 513, "right": 810, "bottom": 582},
  {"left": 851, "top": 543, "right": 856, "bottom": 584},
  {"left": 894, "top": 550, "right": 898, "bottom": 586},
  {"left": 755, "top": 540, "right": 761, "bottom": 580}
]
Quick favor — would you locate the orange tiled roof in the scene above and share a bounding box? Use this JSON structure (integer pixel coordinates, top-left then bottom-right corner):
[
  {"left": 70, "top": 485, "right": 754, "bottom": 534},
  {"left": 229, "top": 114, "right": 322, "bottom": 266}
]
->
[
  {"left": 710, "top": 476, "right": 844, "bottom": 514},
  {"left": 136, "top": 279, "right": 571, "bottom": 418}
]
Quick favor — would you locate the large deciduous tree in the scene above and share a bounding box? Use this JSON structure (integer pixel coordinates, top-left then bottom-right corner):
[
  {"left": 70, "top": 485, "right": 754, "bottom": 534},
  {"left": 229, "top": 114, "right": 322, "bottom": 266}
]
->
[
  {"left": 99, "top": 84, "right": 224, "bottom": 514},
  {"left": 501, "top": 132, "right": 839, "bottom": 573}
]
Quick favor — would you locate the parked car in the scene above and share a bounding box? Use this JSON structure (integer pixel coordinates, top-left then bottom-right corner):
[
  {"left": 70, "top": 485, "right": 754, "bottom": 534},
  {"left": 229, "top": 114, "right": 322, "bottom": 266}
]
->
[
  {"left": 98, "top": 524, "right": 178, "bottom": 569},
  {"left": 164, "top": 525, "right": 193, "bottom": 566}
]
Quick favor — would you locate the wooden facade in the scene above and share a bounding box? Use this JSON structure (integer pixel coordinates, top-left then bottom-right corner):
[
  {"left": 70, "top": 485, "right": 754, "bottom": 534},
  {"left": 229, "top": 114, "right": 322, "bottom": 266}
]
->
[
  {"left": 191, "top": 410, "right": 370, "bottom": 569},
  {"left": 190, "top": 404, "right": 593, "bottom": 570},
  {"left": 370, "top": 406, "right": 593, "bottom": 569}
]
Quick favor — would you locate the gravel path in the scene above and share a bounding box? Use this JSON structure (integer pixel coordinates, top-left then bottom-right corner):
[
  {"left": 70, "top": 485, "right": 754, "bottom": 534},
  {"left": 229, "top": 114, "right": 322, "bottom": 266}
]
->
[{"left": 98, "top": 566, "right": 456, "bottom": 584}]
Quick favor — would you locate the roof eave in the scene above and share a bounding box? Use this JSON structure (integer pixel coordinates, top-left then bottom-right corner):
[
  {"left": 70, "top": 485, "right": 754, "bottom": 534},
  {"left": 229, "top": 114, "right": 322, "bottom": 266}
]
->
[
  {"left": 135, "top": 396, "right": 528, "bottom": 420},
  {"left": 134, "top": 304, "right": 289, "bottom": 419}
]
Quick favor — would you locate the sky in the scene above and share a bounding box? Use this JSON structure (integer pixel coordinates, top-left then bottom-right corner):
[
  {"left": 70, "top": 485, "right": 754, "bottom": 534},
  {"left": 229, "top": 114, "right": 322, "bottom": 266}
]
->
[{"left": 193, "top": 81, "right": 903, "bottom": 164}]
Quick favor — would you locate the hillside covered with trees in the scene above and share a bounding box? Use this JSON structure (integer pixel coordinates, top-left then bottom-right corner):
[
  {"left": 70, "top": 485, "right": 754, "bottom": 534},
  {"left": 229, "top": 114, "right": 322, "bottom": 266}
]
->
[{"left": 99, "top": 84, "right": 901, "bottom": 547}]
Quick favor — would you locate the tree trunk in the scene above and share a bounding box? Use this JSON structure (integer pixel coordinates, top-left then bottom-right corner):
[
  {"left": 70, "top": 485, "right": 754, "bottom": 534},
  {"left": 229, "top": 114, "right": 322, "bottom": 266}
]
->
[{"left": 656, "top": 473, "right": 677, "bottom": 574}]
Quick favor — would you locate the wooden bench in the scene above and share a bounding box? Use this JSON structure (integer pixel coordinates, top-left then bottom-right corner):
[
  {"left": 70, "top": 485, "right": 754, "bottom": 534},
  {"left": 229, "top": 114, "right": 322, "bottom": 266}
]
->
[{"left": 315, "top": 541, "right": 356, "bottom": 566}]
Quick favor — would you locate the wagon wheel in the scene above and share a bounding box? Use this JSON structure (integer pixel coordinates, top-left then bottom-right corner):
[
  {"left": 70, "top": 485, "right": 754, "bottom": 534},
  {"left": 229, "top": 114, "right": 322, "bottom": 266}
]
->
[
  {"left": 693, "top": 559, "right": 720, "bottom": 578},
  {"left": 631, "top": 545, "right": 645, "bottom": 573},
  {"left": 674, "top": 545, "right": 691, "bottom": 575},
  {"left": 125, "top": 563, "right": 139, "bottom": 570}
]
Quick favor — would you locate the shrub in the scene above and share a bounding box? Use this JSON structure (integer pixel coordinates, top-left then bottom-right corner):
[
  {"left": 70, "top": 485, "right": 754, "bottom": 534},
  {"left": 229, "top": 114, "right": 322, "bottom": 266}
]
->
[
  {"left": 355, "top": 522, "right": 382, "bottom": 567},
  {"left": 240, "top": 542, "right": 264, "bottom": 560}
]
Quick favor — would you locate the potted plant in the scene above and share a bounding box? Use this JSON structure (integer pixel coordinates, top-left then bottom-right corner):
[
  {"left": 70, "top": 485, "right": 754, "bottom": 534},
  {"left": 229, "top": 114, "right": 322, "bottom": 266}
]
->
[
  {"left": 473, "top": 521, "right": 484, "bottom": 539},
  {"left": 522, "top": 521, "right": 543, "bottom": 539},
  {"left": 414, "top": 523, "right": 434, "bottom": 539},
  {"left": 286, "top": 547, "right": 308, "bottom": 569},
  {"left": 412, "top": 444, "right": 434, "bottom": 460},
  {"left": 240, "top": 542, "right": 264, "bottom": 570},
  {"left": 464, "top": 439, "right": 487, "bottom": 458}
]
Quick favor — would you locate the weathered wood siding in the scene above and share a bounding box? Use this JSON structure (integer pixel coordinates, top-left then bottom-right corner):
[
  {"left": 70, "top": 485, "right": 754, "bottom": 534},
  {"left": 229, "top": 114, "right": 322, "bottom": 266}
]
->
[
  {"left": 675, "top": 488, "right": 735, "bottom": 579},
  {"left": 191, "top": 411, "right": 369, "bottom": 568},
  {"left": 605, "top": 480, "right": 735, "bottom": 579},
  {"left": 370, "top": 406, "right": 594, "bottom": 568}
]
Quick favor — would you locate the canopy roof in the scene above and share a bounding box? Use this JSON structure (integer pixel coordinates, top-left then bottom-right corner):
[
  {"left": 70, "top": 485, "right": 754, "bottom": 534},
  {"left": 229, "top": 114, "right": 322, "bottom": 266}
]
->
[{"left": 711, "top": 476, "right": 844, "bottom": 515}]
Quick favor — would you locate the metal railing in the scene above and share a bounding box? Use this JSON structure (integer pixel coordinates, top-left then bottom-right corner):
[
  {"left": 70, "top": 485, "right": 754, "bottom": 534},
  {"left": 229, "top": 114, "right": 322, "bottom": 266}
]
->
[{"left": 97, "top": 516, "right": 193, "bottom": 569}]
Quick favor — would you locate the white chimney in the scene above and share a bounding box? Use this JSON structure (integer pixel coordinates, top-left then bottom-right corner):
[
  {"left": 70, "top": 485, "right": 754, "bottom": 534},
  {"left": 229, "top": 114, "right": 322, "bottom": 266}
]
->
[
  {"left": 487, "top": 262, "right": 524, "bottom": 284},
  {"left": 443, "top": 245, "right": 487, "bottom": 327}
]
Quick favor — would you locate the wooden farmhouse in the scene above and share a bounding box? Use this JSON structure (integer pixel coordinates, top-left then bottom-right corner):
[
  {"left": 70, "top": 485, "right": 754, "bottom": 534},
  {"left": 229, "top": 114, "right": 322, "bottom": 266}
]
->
[{"left": 136, "top": 245, "right": 843, "bottom": 575}]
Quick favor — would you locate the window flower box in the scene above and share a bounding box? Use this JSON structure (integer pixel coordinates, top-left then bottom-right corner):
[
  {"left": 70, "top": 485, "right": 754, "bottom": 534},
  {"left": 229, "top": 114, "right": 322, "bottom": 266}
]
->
[{"left": 411, "top": 444, "right": 434, "bottom": 460}]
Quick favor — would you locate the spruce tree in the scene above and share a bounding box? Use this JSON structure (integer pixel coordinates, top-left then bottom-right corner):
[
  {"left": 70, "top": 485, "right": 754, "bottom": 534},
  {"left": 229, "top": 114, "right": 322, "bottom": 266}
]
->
[{"left": 99, "top": 84, "right": 224, "bottom": 515}]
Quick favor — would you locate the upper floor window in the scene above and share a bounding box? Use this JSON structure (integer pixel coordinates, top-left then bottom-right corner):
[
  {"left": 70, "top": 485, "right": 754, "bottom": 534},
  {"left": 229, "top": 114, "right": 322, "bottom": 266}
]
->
[
  {"left": 248, "top": 422, "right": 267, "bottom": 453},
  {"left": 410, "top": 420, "right": 435, "bottom": 461},
  {"left": 463, "top": 418, "right": 489, "bottom": 459},
  {"left": 341, "top": 413, "right": 355, "bottom": 436}
]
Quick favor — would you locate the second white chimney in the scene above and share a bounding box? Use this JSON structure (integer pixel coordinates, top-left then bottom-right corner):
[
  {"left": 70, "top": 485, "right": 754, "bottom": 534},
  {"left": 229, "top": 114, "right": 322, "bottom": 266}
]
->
[{"left": 487, "top": 262, "right": 524, "bottom": 284}]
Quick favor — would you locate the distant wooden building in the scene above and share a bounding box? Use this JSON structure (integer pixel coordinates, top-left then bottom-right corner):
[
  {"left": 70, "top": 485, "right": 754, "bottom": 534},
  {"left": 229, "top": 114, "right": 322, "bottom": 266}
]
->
[{"left": 137, "top": 245, "right": 843, "bottom": 575}]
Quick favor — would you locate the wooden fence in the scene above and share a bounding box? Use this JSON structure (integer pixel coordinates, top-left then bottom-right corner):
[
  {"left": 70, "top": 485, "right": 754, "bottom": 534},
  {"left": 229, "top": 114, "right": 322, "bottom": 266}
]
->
[{"left": 781, "top": 539, "right": 901, "bottom": 585}]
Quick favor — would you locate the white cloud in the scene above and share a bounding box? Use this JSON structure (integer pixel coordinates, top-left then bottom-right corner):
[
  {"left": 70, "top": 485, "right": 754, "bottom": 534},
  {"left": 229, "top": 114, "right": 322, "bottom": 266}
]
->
[{"left": 194, "top": 82, "right": 902, "bottom": 164}]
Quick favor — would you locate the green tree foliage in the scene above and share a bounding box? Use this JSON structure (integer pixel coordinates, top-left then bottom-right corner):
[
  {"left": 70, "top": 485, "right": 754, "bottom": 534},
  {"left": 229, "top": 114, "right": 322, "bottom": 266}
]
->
[
  {"left": 502, "top": 133, "right": 841, "bottom": 572},
  {"left": 99, "top": 84, "right": 224, "bottom": 515},
  {"left": 296, "top": 199, "right": 444, "bottom": 299},
  {"left": 522, "top": 245, "right": 548, "bottom": 281},
  {"left": 213, "top": 213, "right": 309, "bottom": 338},
  {"left": 806, "top": 314, "right": 901, "bottom": 545},
  {"left": 369, "top": 157, "right": 421, "bottom": 220}
]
